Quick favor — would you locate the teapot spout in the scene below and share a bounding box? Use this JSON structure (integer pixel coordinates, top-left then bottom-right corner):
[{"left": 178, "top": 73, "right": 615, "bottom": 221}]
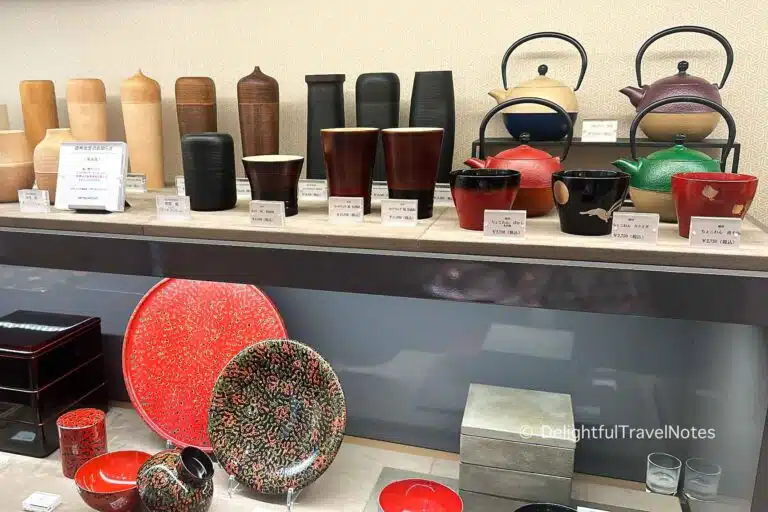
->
[
  {"left": 464, "top": 158, "right": 487, "bottom": 169},
  {"left": 619, "top": 86, "right": 647, "bottom": 108},
  {"left": 612, "top": 158, "right": 639, "bottom": 176},
  {"left": 488, "top": 88, "right": 508, "bottom": 104}
]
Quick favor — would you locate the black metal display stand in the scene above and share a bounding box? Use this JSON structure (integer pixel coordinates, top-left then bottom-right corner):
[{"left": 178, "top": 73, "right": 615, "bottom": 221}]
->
[{"left": 471, "top": 137, "right": 742, "bottom": 173}]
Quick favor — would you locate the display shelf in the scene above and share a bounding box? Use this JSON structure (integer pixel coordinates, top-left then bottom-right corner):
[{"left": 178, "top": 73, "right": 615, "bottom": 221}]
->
[
  {"left": 0, "top": 190, "right": 766, "bottom": 327},
  {"left": 0, "top": 404, "right": 692, "bottom": 512},
  {"left": 470, "top": 137, "right": 742, "bottom": 173}
]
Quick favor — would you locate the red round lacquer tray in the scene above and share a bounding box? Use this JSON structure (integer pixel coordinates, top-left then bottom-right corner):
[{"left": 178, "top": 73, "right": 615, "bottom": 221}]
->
[{"left": 122, "top": 279, "right": 287, "bottom": 452}]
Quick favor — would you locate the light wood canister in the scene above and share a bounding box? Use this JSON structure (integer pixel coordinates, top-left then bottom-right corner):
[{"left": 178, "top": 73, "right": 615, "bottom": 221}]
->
[
  {"left": 237, "top": 66, "right": 279, "bottom": 157},
  {"left": 67, "top": 78, "right": 108, "bottom": 141},
  {"left": 120, "top": 70, "right": 164, "bottom": 189},
  {"left": 33, "top": 128, "right": 75, "bottom": 203},
  {"left": 19, "top": 80, "right": 59, "bottom": 149},
  {"left": 175, "top": 77, "right": 217, "bottom": 136},
  {"left": 0, "top": 130, "right": 34, "bottom": 202},
  {"left": 0, "top": 105, "right": 9, "bottom": 130}
]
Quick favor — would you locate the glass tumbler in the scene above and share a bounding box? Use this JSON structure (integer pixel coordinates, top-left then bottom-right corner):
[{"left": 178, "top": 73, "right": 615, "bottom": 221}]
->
[
  {"left": 684, "top": 458, "right": 722, "bottom": 501},
  {"left": 646, "top": 452, "right": 682, "bottom": 495}
]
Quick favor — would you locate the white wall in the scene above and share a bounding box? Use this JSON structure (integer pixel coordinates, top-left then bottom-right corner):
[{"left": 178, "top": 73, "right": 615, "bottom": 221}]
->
[{"left": 2, "top": 0, "right": 767, "bottom": 222}]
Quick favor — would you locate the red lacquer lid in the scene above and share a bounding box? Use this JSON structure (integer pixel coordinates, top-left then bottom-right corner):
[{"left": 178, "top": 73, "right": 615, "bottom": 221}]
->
[
  {"left": 379, "top": 479, "right": 463, "bottom": 512},
  {"left": 57, "top": 408, "right": 105, "bottom": 429},
  {"left": 122, "top": 279, "right": 288, "bottom": 452}
]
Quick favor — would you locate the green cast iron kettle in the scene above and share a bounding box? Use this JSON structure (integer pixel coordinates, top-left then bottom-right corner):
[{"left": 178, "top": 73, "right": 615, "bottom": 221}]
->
[
  {"left": 613, "top": 135, "right": 721, "bottom": 193},
  {"left": 611, "top": 95, "right": 735, "bottom": 222}
]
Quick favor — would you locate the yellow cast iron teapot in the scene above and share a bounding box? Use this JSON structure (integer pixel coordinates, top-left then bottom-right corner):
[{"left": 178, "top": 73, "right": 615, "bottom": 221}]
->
[{"left": 489, "top": 32, "right": 587, "bottom": 141}]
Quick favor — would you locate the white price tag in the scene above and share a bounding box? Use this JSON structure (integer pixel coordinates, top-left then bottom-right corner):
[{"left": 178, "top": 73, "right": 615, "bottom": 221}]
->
[
  {"left": 433, "top": 183, "right": 454, "bottom": 207},
  {"left": 236, "top": 177, "right": 252, "bottom": 198},
  {"left": 689, "top": 217, "right": 741, "bottom": 249},
  {"left": 381, "top": 199, "right": 418, "bottom": 226},
  {"left": 581, "top": 120, "right": 619, "bottom": 143},
  {"left": 371, "top": 181, "right": 389, "bottom": 203},
  {"left": 23, "top": 492, "right": 62, "bottom": 512},
  {"left": 483, "top": 210, "right": 526, "bottom": 239},
  {"left": 156, "top": 195, "right": 192, "bottom": 221},
  {"left": 175, "top": 176, "right": 186, "bottom": 196},
  {"left": 576, "top": 508, "right": 608, "bottom": 512},
  {"left": 328, "top": 196, "right": 364, "bottom": 223},
  {"left": 125, "top": 173, "right": 147, "bottom": 193},
  {"left": 56, "top": 142, "right": 127, "bottom": 211},
  {"left": 18, "top": 190, "right": 50, "bottom": 213},
  {"left": 611, "top": 212, "right": 659, "bottom": 244},
  {"left": 298, "top": 179, "right": 328, "bottom": 201},
  {"left": 249, "top": 200, "right": 285, "bottom": 228}
]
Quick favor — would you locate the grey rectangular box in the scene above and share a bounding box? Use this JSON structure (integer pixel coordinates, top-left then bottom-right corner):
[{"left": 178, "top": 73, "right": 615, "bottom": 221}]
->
[
  {"left": 459, "top": 490, "right": 530, "bottom": 512},
  {"left": 460, "top": 462, "right": 572, "bottom": 505},
  {"left": 461, "top": 384, "right": 576, "bottom": 450},
  {"left": 461, "top": 433, "right": 575, "bottom": 477}
]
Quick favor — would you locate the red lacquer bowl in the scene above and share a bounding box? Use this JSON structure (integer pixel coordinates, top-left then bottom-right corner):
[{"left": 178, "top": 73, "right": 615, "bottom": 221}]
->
[
  {"left": 74, "top": 450, "right": 151, "bottom": 512},
  {"left": 449, "top": 169, "right": 521, "bottom": 231},
  {"left": 379, "top": 479, "right": 463, "bottom": 512},
  {"left": 671, "top": 172, "right": 758, "bottom": 238}
]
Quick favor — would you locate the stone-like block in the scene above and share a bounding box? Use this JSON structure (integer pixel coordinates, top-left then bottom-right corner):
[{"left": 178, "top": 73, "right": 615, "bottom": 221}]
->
[
  {"left": 459, "top": 462, "right": 572, "bottom": 505},
  {"left": 461, "top": 434, "right": 575, "bottom": 477},
  {"left": 461, "top": 383, "right": 576, "bottom": 450},
  {"left": 459, "top": 490, "right": 530, "bottom": 511}
]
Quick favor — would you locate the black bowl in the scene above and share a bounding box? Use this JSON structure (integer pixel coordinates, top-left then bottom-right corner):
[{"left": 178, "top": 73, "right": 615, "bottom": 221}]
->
[{"left": 551, "top": 169, "right": 630, "bottom": 236}]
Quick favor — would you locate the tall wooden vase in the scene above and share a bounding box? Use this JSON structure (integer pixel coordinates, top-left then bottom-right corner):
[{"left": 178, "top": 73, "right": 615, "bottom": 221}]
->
[
  {"left": 175, "top": 77, "right": 217, "bottom": 137},
  {"left": 120, "top": 70, "right": 164, "bottom": 189},
  {"left": 19, "top": 80, "right": 59, "bottom": 149},
  {"left": 67, "top": 78, "right": 108, "bottom": 141},
  {"left": 237, "top": 67, "right": 279, "bottom": 158}
]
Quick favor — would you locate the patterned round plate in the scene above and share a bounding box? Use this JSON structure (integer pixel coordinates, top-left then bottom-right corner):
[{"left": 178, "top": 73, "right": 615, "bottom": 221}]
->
[
  {"left": 208, "top": 339, "right": 346, "bottom": 494},
  {"left": 122, "top": 279, "right": 287, "bottom": 452}
]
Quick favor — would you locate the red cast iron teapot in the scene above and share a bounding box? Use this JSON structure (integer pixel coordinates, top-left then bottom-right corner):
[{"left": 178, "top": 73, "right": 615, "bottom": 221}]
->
[{"left": 465, "top": 97, "right": 573, "bottom": 216}]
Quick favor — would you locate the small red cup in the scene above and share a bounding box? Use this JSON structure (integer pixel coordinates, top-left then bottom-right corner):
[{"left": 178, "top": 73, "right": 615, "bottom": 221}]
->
[
  {"left": 449, "top": 169, "right": 521, "bottom": 230},
  {"left": 671, "top": 172, "right": 758, "bottom": 238},
  {"left": 379, "top": 478, "right": 463, "bottom": 512},
  {"left": 57, "top": 408, "right": 107, "bottom": 478}
]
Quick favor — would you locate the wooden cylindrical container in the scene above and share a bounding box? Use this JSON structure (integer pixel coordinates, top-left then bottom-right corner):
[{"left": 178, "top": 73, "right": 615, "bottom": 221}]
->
[
  {"left": 19, "top": 80, "right": 59, "bottom": 149},
  {"left": 181, "top": 133, "right": 236, "bottom": 211},
  {"left": 237, "top": 66, "right": 279, "bottom": 158},
  {"left": 66, "top": 78, "right": 108, "bottom": 141},
  {"left": 175, "top": 77, "right": 217, "bottom": 137},
  {"left": 0, "top": 105, "right": 9, "bottom": 130},
  {"left": 33, "top": 128, "right": 76, "bottom": 203},
  {"left": 120, "top": 70, "right": 164, "bottom": 189},
  {"left": 0, "top": 130, "right": 34, "bottom": 203}
]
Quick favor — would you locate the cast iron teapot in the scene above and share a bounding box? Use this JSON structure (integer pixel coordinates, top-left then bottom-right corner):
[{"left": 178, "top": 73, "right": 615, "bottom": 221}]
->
[
  {"left": 613, "top": 96, "right": 736, "bottom": 222},
  {"left": 620, "top": 25, "right": 733, "bottom": 142},
  {"left": 465, "top": 97, "right": 573, "bottom": 217},
  {"left": 489, "top": 32, "right": 587, "bottom": 141}
]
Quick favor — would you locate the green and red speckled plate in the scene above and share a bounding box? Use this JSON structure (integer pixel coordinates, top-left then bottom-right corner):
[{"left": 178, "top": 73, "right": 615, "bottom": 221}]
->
[
  {"left": 208, "top": 339, "right": 346, "bottom": 495},
  {"left": 122, "top": 279, "right": 288, "bottom": 452}
]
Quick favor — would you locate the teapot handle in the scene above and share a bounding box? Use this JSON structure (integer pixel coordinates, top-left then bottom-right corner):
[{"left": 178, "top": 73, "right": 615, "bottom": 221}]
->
[
  {"left": 501, "top": 32, "right": 588, "bottom": 91},
  {"left": 635, "top": 26, "right": 734, "bottom": 89},
  {"left": 629, "top": 95, "right": 736, "bottom": 170},
  {"left": 477, "top": 97, "right": 573, "bottom": 160}
]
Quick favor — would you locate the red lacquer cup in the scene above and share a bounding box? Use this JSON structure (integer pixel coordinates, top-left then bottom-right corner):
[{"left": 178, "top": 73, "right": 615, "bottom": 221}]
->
[
  {"left": 449, "top": 169, "right": 521, "bottom": 230},
  {"left": 57, "top": 408, "right": 107, "bottom": 478},
  {"left": 671, "top": 172, "right": 758, "bottom": 238}
]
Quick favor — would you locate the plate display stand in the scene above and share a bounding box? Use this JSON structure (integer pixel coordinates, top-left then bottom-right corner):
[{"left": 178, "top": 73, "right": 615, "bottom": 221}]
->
[{"left": 226, "top": 476, "right": 302, "bottom": 511}]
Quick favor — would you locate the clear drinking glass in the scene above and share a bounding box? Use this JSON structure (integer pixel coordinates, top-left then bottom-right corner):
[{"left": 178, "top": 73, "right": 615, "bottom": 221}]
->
[
  {"left": 646, "top": 452, "right": 682, "bottom": 495},
  {"left": 684, "top": 458, "right": 722, "bottom": 501}
]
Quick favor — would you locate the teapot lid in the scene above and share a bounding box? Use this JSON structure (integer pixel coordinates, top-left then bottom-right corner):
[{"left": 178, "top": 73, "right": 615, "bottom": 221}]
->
[
  {"left": 494, "top": 134, "right": 556, "bottom": 160},
  {"left": 653, "top": 61, "right": 714, "bottom": 88},
  {"left": 518, "top": 65, "right": 570, "bottom": 89},
  {"left": 647, "top": 135, "right": 714, "bottom": 162}
]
